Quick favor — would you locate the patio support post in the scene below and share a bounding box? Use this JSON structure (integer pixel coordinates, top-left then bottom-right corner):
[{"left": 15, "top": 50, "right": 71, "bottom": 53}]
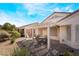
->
[
  {"left": 24, "top": 27, "right": 27, "bottom": 38},
  {"left": 36, "top": 28, "right": 39, "bottom": 35},
  {"left": 47, "top": 26, "right": 50, "bottom": 50},
  {"left": 32, "top": 29, "right": 34, "bottom": 38}
]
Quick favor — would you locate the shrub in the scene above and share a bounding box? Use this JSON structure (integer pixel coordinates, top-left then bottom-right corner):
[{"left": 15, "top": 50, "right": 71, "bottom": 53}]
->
[
  {"left": 10, "top": 31, "right": 21, "bottom": 38},
  {"left": 0, "top": 23, "right": 20, "bottom": 43},
  {"left": 63, "top": 51, "right": 73, "bottom": 56},
  {"left": 0, "top": 30, "right": 10, "bottom": 42},
  {"left": 12, "top": 47, "right": 30, "bottom": 56},
  {"left": 9, "top": 31, "right": 21, "bottom": 44},
  {"left": 2, "top": 23, "right": 17, "bottom": 31}
]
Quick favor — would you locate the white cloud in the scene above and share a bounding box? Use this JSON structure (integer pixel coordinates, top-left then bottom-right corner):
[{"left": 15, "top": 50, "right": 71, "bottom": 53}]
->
[
  {"left": 63, "top": 4, "right": 74, "bottom": 12},
  {"left": 50, "top": 4, "right": 74, "bottom": 13},
  {"left": 0, "top": 11, "right": 27, "bottom": 27},
  {"left": 51, "top": 7, "right": 62, "bottom": 12},
  {"left": 67, "top": 9, "right": 73, "bottom": 12},
  {"left": 23, "top": 3, "right": 42, "bottom": 15},
  {"left": 23, "top": 3, "right": 52, "bottom": 16}
]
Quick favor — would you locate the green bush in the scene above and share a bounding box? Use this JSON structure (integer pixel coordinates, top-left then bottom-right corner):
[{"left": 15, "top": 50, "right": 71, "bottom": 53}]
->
[
  {"left": 63, "top": 51, "right": 73, "bottom": 56},
  {"left": 12, "top": 47, "right": 30, "bottom": 56},
  {"left": 9, "top": 31, "right": 21, "bottom": 44},
  {"left": 10, "top": 31, "right": 21, "bottom": 38},
  {"left": 2, "top": 23, "right": 17, "bottom": 31},
  {"left": 0, "top": 23, "right": 20, "bottom": 43}
]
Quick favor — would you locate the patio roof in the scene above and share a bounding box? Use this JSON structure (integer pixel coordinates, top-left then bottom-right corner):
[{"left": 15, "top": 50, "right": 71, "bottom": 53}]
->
[
  {"left": 37, "top": 23, "right": 56, "bottom": 28},
  {"left": 23, "top": 22, "right": 56, "bottom": 29},
  {"left": 19, "top": 22, "right": 39, "bottom": 29}
]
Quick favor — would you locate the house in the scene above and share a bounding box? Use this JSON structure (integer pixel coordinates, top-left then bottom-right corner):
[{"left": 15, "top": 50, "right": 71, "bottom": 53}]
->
[
  {"left": 18, "top": 22, "right": 38, "bottom": 38},
  {"left": 19, "top": 9, "right": 79, "bottom": 49}
]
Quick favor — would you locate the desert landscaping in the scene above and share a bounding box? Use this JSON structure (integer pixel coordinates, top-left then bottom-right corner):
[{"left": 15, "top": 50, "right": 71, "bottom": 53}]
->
[{"left": 0, "top": 40, "right": 16, "bottom": 56}]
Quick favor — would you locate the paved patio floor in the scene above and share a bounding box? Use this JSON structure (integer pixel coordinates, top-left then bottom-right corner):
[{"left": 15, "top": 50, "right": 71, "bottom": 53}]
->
[{"left": 16, "top": 38, "right": 75, "bottom": 56}]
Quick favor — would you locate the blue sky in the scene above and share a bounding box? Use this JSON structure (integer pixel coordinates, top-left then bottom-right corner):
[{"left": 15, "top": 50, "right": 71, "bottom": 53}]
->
[{"left": 0, "top": 3, "right": 79, "bottom": 27}]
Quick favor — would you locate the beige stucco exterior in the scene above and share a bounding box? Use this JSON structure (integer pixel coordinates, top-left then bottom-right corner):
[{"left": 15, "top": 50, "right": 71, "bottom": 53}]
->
[
  {"left": 19, "top": 10, "right": 79, "bottom": 49},
  {"left": 57, "top": 11, "right": 79, "bottom": 49}
]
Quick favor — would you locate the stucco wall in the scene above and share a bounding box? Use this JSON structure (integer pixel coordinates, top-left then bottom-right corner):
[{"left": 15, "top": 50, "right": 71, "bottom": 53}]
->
[
  {"left": 59, "top": 26, "right": 72, "bottom": 47},
  {"left": 59, "top": 26, "right": 67, "bottom": 43},
  {"left": 58, "top": 11, "right": 79, "bottom": 49},
  {"left": 50, "top": 27, "right": 59, "bottom": 40},
  {"left": 76, "top": 25, "right": 79, "bottom": 42},
  {"left": 42, "top": 28, "right": 47, "bottom": 36},
  {"left": 38, "top": 28, "right": 47, "bottom": 37}
]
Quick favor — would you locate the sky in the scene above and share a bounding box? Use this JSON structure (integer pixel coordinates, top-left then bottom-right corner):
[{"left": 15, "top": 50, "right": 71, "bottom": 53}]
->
[{"left": 0, "top": 3, "right": 79, "bottom": 27}]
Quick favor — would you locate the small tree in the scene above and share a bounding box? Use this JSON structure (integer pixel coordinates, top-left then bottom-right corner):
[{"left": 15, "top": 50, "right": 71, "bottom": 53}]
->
[
  {"left": 2, "top": 23, "right": 12, "bottom": 31},
  {"left": 0, "top": 23, "right": 20, "bottom": 43},
  {"left": 11, "top": 25, "right": 17, "bottom": 31},
  {"left": 10, "top": 30, "right": 21, "bottom": 44},
  {"left": 2, "top": 23, "right": 17, "bottom": 31}
]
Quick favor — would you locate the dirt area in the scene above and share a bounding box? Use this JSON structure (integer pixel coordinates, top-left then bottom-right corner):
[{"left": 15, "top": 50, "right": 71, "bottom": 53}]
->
[
  {"left": 0, "top": 37, "right": 26, "bottom": 56},
  {"left": 0, "top": 37, "right": 45, "bottom": 56},
  {"left": 0, "top": 40, "right": 17, "bottom": 56}
]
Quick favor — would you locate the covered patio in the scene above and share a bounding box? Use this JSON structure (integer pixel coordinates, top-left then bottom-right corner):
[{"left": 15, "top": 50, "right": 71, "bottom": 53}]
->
[{"left": 23, "top": 23, "right": 60, "bottom": 49}]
